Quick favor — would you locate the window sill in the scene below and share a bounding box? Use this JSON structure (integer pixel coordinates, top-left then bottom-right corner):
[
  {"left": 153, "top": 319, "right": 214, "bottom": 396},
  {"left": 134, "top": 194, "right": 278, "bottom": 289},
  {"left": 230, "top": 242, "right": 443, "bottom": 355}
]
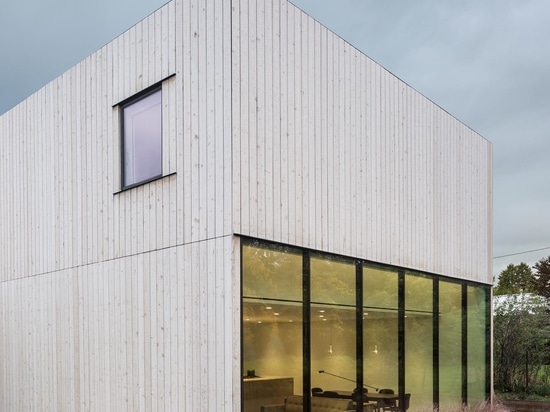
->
[{"left": 113, "top": 172, "right": 176, "bottom": 195}]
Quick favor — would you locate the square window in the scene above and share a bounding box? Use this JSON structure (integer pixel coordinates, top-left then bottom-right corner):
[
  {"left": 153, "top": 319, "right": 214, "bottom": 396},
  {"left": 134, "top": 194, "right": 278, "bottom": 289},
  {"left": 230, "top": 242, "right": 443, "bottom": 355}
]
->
[{"left": 121, "top": 88, "right": 162, "bottom": 187}]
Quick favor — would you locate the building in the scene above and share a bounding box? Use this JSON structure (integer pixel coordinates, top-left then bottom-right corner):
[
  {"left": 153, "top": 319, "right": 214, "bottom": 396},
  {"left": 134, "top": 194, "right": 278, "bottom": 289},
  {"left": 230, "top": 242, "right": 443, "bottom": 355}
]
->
[
  {"left": 0, "top": 0, "right": 492, "bottom": 411},
  {"left": 493, "top": 293, "right": 547, "bottom": 314}
]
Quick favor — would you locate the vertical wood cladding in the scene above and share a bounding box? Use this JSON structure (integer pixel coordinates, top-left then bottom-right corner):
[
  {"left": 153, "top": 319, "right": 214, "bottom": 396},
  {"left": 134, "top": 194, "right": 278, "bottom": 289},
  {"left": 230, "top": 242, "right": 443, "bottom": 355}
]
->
[
  {"left": 0, "top": 0, "right": 491, "bottom": 410},
  {"left": 0, "top": 0, "right": 232, "bottom": 282},
  {"left": 0, "top": 238, "right": 237, "bottom": 411},
  {"left": 232, "top": 0, "right": 492, "bottom": 283},
  {"left": 0, "top": 0, "right": 238, "bottom": 410}
]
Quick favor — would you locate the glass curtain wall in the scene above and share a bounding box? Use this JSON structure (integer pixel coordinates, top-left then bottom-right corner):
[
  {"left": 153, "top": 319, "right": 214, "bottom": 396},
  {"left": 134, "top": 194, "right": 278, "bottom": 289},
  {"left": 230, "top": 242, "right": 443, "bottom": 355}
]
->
[
  {"left": 242, "top": 242, "right": 303, "bottom": 412},
  {"left": 438, "top": 281, "right": 463, "bottom": 409},
  {"left": 310, "top": 255, "right": 356, "bottom": 393},
  {"left": 467, "top": 286, "right": 489, "bottom": 406},
  {"left": 241, "top": 239, "right": 491, "bottom": 412},
  {"left": 363, "top": 265, "right": 398, "bottom": 394},
  {"left": 405, "top": 273, "right": 434, "bottom": 409}
]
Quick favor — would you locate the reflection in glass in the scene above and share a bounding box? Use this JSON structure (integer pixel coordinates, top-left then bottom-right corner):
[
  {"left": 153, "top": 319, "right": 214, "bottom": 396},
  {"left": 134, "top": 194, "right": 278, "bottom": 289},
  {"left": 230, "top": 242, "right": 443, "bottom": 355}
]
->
[
  {"left": 240, "top": 238, "right": 491, "bottom": 411},
  {"left": 439, "top": 281, "right": 462, "bottom": 409},
  {"left": 311, "top": 255, "right": 356, "bottom": 394},
  {"left": 468, "top": 286, "right": 488, "bottom": 406},
  {"left": 405, "top": 273, "right": 433, "bottom": 409},
  {"left": 242, "top": 241, "right": 303, "bottom": 412},
  {"left": 123, "top": 89, "right": 162, "bottom": 186},
  {"left": 363, "top": 266, "right": 398, "bottom": 394}
]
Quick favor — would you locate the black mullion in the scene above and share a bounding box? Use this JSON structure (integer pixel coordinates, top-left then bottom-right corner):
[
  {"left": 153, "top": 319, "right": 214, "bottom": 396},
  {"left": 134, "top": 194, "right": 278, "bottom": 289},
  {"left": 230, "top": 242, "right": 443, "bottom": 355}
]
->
[
  {"left": 240, "top": 241, "right": 245, "bottom": 412},
  {"left": 303, "top": 250, "right": 311, "bottom": 411},
  {"left": 355, "top": 261, "right": 363, "bottom": 412},
  {"left": 485, "top": 286, "right": 491, "bottom": 402},
  {"left": 462, "top": 283, "right": 468, "bottom": 405},
  {"left": 433, "top": 280, "right": 440, "bottom": 409},
  {"left": 398, "top": 271, "right": 405, "bottom": 409}
]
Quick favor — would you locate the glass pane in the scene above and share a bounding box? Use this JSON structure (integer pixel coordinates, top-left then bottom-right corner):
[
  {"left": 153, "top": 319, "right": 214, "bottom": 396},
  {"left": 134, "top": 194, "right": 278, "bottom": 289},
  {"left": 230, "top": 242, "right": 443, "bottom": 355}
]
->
[
  {"left": 311, "top": 255, "right": 355, "bottom": 305},
  {"left": 311, "top": 255, "right": 356, "bottom": 396},
  {"left": 467, "top": 286, "right": 488, "bottom": 406},
  {"left": 405, "top": 273, "right": 433, "bottom": 410},
  {"left": 242, "top": 242, "right": 302, "bottom": 301},
  {"left": 242, "top": 241, "right": 303, "bottom": 412},
  {"left": 123, "top": 89, "right": 162, "bottom": 186},
  {"left": 439, "top": 281, "right": 463, "bottom": 410},
  {"left": 363, "top": 265, "right": 398, "bottom": 395}
]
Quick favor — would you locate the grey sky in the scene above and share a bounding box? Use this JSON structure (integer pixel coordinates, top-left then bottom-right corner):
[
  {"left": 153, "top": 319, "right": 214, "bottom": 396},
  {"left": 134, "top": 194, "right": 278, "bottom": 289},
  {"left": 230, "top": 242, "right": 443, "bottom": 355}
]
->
[{"left": 1, "top": 0, "right": 548, "bottom": 280}]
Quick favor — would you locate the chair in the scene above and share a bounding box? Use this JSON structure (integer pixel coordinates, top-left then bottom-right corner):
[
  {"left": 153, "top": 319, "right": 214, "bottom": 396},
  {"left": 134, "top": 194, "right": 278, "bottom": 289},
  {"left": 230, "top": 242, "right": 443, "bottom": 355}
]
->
[
  {"left": 374, "top": 388, "right": 396, "bottom": 412},
  {"left": 351, "top": 387, "right": 368, "bottom": 403},
  {"left": 386, "top": 393, "right": 410, "bottom": 412},
  {"left": 312, "top": 387, "right": 324, "bottom": 396},
  {"left": 384, "top": 393, "right": 411, "bottom": 412}
]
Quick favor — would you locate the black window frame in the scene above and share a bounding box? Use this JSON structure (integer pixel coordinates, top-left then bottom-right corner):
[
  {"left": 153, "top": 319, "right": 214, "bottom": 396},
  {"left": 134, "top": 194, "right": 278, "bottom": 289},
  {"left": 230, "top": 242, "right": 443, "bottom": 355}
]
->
[{"left": 119, "top": 83, "right": 163, "bottom": 190}]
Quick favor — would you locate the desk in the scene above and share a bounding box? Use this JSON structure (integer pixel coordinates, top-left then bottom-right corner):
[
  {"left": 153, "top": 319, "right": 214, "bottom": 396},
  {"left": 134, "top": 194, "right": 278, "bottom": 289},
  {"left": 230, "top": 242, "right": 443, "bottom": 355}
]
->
[
  {"left": 326, "top": 390, "right": 398, "bottom": 400},
  {"left": 324, "top": 390, "right": 407, "bottom": 411}
]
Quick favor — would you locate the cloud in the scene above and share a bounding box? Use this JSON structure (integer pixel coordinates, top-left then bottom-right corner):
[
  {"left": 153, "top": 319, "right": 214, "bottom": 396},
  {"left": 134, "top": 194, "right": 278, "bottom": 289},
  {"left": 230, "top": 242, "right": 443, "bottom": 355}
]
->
[{"left": 0, "top": 0, "right": 168, "bottom": 114}]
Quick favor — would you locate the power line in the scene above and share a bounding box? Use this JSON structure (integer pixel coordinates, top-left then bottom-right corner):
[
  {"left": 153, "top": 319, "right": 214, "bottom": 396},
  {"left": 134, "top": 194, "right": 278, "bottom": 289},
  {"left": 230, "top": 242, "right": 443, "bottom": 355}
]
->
[{"left": 493, "top": 246, "right": 550, "bottom": 259}]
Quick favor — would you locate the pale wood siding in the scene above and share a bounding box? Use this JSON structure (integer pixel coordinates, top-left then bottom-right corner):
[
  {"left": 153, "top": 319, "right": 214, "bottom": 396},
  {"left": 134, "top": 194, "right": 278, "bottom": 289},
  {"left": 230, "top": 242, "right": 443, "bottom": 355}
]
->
[
  {"left": 0, "top": 238, "right": 238, "bottom": 411},
  {"left": 0, "top": 0, "right": 232, "bottom": 283},
  {"left": 231, "top": 0, "right": 492, "bottom": 283},
  {"left": 0, "top": 0, "right": 237, "bottom": 410}
]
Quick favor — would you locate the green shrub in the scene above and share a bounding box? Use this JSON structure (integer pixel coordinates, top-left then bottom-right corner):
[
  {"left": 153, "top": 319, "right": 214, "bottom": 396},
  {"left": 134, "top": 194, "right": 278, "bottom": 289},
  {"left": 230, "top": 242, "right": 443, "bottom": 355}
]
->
[{"left": 532, "top": 383, "right": 550, "bottom": 398}]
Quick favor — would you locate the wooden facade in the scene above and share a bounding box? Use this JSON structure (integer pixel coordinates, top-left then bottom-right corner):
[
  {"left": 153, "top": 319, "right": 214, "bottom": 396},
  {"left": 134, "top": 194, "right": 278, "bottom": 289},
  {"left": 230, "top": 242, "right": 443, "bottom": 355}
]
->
[
  {"left": 0, "top": 0, "right": 491, "bottom": 410},
  {"left": 232, "top": 0, "right": 492, "bottom": 281}
]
